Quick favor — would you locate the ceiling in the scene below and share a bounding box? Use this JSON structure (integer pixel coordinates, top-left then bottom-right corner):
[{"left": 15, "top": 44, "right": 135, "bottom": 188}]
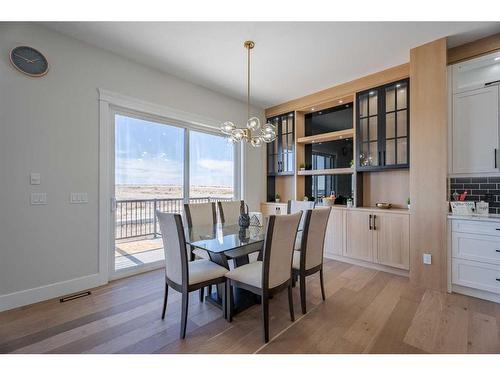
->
[{"left": 44, "top": 22, "right": 500, "bottom": 108}]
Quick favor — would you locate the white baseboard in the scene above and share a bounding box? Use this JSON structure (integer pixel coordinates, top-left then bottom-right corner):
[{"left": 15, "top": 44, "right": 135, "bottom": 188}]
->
[
  {"left": 324, "top": 252, "right": 410, "bottom": 278},
  {"left": 452, "top": 284, "right": 500, "bottom": 303},
  {"left": 0, "top": 273, "right": 107, "bottom": 313}
]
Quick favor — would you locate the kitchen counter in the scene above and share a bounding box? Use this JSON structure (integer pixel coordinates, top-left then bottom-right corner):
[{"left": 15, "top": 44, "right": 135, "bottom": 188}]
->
[
  {"left": 448, "top": 213, "right": 500, "bottom": 223},
  {"left": 319, "top": 204, "right": 410, "bottom": 215}
]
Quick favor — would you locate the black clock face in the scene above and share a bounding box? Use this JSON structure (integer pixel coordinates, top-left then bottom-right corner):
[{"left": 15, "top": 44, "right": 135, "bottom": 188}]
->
[{"left": 10, "top": 46, "right": 49, "bottom": 77}]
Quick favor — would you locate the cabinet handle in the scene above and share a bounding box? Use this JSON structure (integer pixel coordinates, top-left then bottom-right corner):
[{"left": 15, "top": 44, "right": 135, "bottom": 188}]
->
[
  {"left": 495, "top": 149, "right": 498, "bottom": 169},
  {"left": 369, "top": 214, "right": 373, "bottom": 230},
  {"left": 383, "top": 151, "right": 386, "bottom": 166},
  {"left": 496, "top": 278, "right": 500, "bottom": 282},
  {"left": 373, "top": 215, "right": 377, "bottom": 230},
  {"left": 496, "top": 250, "right": 500, "bottom": 252}
]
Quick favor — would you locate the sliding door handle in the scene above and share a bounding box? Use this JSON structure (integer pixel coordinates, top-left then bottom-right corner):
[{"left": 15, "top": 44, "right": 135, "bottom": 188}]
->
[{"left": 369, "top": 214, "right": 373, "bottom": 230}]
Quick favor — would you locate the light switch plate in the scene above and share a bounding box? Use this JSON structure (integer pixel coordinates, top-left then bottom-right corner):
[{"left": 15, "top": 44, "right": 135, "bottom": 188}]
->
[
  {"left": 30, "top": 173, "right": 41, "bottom": 185},
  {"left": 70, "top": 192, "right": 88, "bottom": 204},
  {"left": 31, "top": 192, "right": 47, "bottom": 205},
  {"left": 423, "top": 253, "right": 432, "bottom": 265}
]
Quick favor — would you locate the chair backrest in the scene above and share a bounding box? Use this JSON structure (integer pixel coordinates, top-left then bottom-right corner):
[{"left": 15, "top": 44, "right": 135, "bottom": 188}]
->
[
  {"left": 183, "top": 202, "right": 216, "bottom": 229},
  {"left": 300, "top": 207, "right": 331, "bottom": 270},
  {"left": 218, "top": 200, "right": 244, "bottom": 225},
  {"left": 287, "top": 200, "right": 315, "bottom": 231},
  {"left": 262, "top": 212, "right": 302, "bottom": 289},
  {"left": 156, "top": 212, "right": 188, "bottom": 286}
]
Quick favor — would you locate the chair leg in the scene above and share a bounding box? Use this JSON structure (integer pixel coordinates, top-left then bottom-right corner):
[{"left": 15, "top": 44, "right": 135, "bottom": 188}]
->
[
  {"left": 300, "top": 274, "right": 307, "bottom": 314},
  {"left": 287, "top": 283, "right": 295, "bottom": 322},
  {"left": 222, "top": 282, "right": 227, "bottom": 320},
  {"left": 226, "top": 279, "right": 233, "bottom": 322},
  {"left": 262, "top": 293, "right": 269, "bottom": 343},
  {"left": 199, "top": 288, "right": 204, "bottom": 302},
  {"left": 319, "top": 267, "right": 326, "bottom": 301},
  {"left": 161, "top": 282, "right": 169, "bottom": 320},
  {"left": 180, "top": 291, "right": 189, "bottom": 339}
]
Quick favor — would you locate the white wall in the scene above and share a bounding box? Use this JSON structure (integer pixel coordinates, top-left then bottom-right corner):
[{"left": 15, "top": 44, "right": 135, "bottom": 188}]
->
[{"left": 0, "top": 23, "right": 265, "bottom": 309}]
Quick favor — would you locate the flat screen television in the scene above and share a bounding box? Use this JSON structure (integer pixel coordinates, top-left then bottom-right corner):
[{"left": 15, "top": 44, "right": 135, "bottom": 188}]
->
[{"left": 305, "top": 103, "right": 353, "bottom": 136}]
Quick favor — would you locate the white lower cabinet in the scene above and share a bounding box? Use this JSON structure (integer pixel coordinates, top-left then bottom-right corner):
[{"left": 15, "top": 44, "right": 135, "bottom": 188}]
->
[
  {"left": 452, "top": 259, "right": 500, "bottom": 295},
  {"left": 450, "top": 218, "right": 500, "bottom": 302}
]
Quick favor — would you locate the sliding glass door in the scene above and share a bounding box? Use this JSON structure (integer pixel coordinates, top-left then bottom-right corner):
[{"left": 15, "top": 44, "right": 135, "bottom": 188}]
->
[
  {"left": 112, "top": 111, "right": 237, "bottom": 277},
  {"left": 189, "top": 130, "right": 235, "bottom": 201}
]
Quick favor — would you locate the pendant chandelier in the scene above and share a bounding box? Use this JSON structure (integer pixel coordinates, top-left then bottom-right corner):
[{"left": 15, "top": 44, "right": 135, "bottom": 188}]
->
[{"left": 220, "top": 41, "right": 277, "bottom": 147}]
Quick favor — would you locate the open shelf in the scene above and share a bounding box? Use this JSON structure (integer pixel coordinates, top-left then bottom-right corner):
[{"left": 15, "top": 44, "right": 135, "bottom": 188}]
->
[
  {"left": 297, "top": 128, "right": 354, "bottom": 144},
  {"left": 297, "top": 168, "right": 354, "bottom": 176}
]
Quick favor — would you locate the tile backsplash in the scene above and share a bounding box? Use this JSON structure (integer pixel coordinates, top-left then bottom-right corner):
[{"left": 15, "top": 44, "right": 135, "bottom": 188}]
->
[{"left": 449, "top": 176, "right": 500, "bottom": 214}]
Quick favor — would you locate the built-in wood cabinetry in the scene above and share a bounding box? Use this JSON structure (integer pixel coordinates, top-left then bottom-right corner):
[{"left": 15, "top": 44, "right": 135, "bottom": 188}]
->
[
  {"left": 323, "top": 208, "right": 345, "bottom": 256},
  {"left": 325, "top": 207, "right": 410, "bottom": 272},
  {"left": 345, "top": 209, "right": 374, "bottom": 261},
  {"left": 260, "top": 202, "right": 288, "bottom": 217},
  {"left": 375, "top": 212, "right": 410, "bottom": 269},
  {"left": 344, "top": 209, "right": 410, "bottom": 270}
]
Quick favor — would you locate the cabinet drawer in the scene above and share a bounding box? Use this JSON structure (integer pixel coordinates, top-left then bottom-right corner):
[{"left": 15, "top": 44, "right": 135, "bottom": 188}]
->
[
  {"left": 452, "top": 219, "right": 500, "bottom": 237},
  {"left": 452, "top": 259, "right": 500, "bottom": 294},
  {"left": 452, "top": 232, "right": 500, "bottom": 265}
]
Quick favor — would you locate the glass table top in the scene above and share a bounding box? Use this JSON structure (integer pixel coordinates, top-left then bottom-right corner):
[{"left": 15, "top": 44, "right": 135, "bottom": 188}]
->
[{"left": 186, "top": 224, "right": 265, "bottom": 254}]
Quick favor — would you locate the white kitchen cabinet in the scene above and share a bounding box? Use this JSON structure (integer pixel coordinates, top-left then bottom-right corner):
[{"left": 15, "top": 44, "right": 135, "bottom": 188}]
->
[
  {"left": 451, "top": 85, "right": 499, "bottom": 174},
  {"left": 449, "top": 216, "right": 500, "bottom": 303}
]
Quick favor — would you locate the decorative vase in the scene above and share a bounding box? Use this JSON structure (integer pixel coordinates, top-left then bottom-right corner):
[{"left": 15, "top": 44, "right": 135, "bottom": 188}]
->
[{"left": 238, "top": 203, "right": 250, "bottom": 229}]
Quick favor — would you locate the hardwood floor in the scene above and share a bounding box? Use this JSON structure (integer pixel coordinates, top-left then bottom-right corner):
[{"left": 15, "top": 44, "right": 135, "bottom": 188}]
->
[{"left": 0, "top": 260, "right": 499, "bottom": 354}]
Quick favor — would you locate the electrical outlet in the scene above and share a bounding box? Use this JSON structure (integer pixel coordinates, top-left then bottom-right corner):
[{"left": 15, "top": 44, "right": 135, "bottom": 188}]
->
[{"left": 423, "top": 253, "right": 432, "bottom": 265}]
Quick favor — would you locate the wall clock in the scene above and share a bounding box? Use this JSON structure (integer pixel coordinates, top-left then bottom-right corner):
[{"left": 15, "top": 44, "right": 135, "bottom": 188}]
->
[{"left": 9, "top": 46, "right": 49, "bottom": 77}]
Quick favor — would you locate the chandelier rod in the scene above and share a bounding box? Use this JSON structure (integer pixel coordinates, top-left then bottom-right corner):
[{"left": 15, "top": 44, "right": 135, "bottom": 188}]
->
[{"left": 244, "top": 41, "right": 255, "bottom": 125}]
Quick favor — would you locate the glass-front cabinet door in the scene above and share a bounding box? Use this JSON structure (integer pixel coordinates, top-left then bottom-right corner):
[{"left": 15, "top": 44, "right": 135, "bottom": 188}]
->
[
  {"left": 383, "top": 80, "right": 409, "bottom": 166},
  {"left": 356, "top": 78, "right": 409, "bottom": 171},
  {"left": 266, "top": 112, "right": 295, "bottom": 175},
  {"left": 358, "top": 89, "right": 379, "bottom": 167}
]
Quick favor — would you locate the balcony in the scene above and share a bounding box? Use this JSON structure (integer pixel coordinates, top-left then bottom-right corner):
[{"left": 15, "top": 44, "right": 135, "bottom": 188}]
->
[{"left": 115, "top": 197, "right": 231, "bottom": 271}]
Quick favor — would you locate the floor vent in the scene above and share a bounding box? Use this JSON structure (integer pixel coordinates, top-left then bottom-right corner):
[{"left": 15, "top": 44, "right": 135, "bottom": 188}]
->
[{"left": 60, "top": 291, "right": 91, "bottom": 303}]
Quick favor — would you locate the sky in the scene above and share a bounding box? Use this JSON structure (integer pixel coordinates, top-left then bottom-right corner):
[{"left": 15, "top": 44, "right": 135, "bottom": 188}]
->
[{"left": 115, "top": 114, "right": 234, "bottom": 187}]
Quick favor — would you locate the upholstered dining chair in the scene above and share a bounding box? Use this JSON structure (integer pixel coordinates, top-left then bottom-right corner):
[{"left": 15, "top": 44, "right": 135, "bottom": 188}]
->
[
  {"left": 225, "top": 212, "right": 302, "bottom": 343},
  {"left": 156, "top": 211, "right": 227, "bottom": 339},
  {"left": 217, "top": 200, "right": 244, "bottom": 225},
  {"left": 183, "top": 202, "right": 217, "bottom": 301},
  {"left": 287, "top": 200, "right": 315, "bottom": 250},
  {"left": 292, "top": 207, "right": 331, "bottom": 314},
  {"left": 183, "top": 202, "right": 216, "bottom": 261}
]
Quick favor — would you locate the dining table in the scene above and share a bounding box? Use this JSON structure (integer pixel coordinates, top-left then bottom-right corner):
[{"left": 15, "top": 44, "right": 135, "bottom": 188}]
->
[{"left": 186, "top": 223, "right": 266, "bottom": 315}]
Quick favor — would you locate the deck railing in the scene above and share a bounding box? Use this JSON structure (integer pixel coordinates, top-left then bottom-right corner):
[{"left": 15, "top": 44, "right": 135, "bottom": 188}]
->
[{"left": 115, "top": 197, "right": 232, "bottom": 240}]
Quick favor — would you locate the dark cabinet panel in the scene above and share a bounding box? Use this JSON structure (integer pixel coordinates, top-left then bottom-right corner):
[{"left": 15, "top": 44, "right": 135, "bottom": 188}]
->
[
  {"left": 266, "top": 112, "right": 295, "bottom": 176},
  {"left": 356, "top": 79, "right": 409, "bottom": 171}
]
